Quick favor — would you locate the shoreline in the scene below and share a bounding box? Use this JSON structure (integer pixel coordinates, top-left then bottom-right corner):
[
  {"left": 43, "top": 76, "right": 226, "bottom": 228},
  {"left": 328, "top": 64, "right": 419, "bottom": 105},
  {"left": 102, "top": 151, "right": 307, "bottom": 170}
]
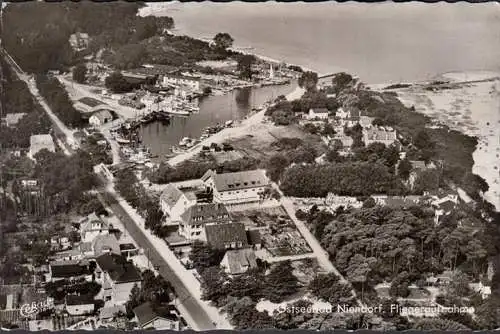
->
[{"left": 391, "top": 73, "right": 500, "bottom": 211}]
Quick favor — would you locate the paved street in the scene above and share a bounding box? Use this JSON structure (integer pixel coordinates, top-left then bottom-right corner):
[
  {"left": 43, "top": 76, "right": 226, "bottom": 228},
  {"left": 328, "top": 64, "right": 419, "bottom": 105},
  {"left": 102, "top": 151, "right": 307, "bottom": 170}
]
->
[{"left": 96, "top": 189, "right": 218, "bottom": 331}]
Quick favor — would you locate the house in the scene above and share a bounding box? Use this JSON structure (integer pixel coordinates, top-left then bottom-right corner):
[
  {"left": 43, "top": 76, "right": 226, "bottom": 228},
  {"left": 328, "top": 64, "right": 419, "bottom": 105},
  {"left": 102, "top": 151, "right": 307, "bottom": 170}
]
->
[
  {"left": 362, "top": 126, "right": 397, "bottom": 146},
  {"left": 431, "top": 194, "right": 458, "bottom": 224},
  {"left": 133, "top": 302, "right": 180, "bottom": 331},
  {"left": 247, "top": 229, "right": 262, "bottom": 250},
  {"left": 95, "top": 254, "right": 142, "bottom": 305},
  {"left": 407, "top": 160, "right": 437, "bottom": 189},
  {"left": 74, "top": 97, "right": 107, "bottom": 114},
  {"left": 178, "top": 203, "right": 231, "bottom": 240},
  {"left": 50, "top": 236, "right": 71, "bottom": 251},
  {"left": 65, "top": 294, "right": 95, "bottom": 316},
  {"left": 79, "top": 212, "right": 110, "bottom": 243},
  {"left": 336, "top": 107, "right": 349, "bottom": 119},
  {"left": 50, "top": 248, "right": 84, "bottom": 262},
  {"left": 304, "top": 108, "right": 329, "bottom": 120},
  {"left": 160, "top": 73, "right": 201, "bottom": 92},
  {"left": 2, "top": 113, "right": 26, "bottom": 127},
  {"left": 47, "top": 260, "right": 92, "bottom": 282},
  {"left": 28, "top": 134, "right": 55, "bottom": 160},
  {"left": 69, "top": 32, "right": 89, "bottom": 51},
  {"left": 205, "top": 222, "right": 248, "bottom": 250},
  {"left": 345, "top": 108, "right": 361, "bottom": 127},
  {"left": 220, "top": 248, "right": 258, "bottom": 275},
  {"left": 159, "top": 184, "right": 197, "bottom": 220},
  {"left": 89, "top": 109, "right": 114, "bottom": 127},
  {"left": 92, "top": 234, "right": 121, "bottom": 257},
  {"left": 202, "top": 169, "right": 270, "bottom": 207}
]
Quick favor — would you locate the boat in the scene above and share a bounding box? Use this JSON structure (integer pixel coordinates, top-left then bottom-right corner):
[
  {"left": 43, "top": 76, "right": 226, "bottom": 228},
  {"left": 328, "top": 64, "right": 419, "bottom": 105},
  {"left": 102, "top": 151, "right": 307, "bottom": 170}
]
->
[
  {"left": 225, "top": 120, "right": 234, "bottom": 128},
  {"left": 179, "top": 137, "right": 192, "bottom": 146},
  {"left": 116, "top": 138, "right": 131, "bottom": 144},
  {"left": 168, "top": 109, "right": 190, "bottom": 116}
]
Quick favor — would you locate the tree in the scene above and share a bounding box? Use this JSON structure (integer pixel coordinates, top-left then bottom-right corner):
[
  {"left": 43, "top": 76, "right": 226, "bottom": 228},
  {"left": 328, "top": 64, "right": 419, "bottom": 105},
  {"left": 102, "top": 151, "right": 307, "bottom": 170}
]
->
[
  {"left": 72, "top": 63, "right": 87, "bottom": 83},
  {"left": 264, "top": 261, "right": 299, "bottom": 302},
  {"left": 397, "top": 158, "right": 412, "bottom": 180},
  {"left": 237, "top": 54, "right": 256, "bottom": 80},
  {"left": 346, "top": 254, "right": 375, "bottom": 300},
  {"left": 308, "top": 273, "right": 354, "bottom": 305},
  {"left": 265, "top": 154, "right": 290, "bottom": 183},
  {"left": 105, "top": 71, "right": 133, "bottom": 93},
  {"left": 189, "top": 241, "right": 225, "bottom": 272},
  {"left": 331, "top": 72, "right": 355, "bottom": 95},
  {"left": 389, "top": 271, "right": 411, "bottom": 298},
  {"left": 414, "top": 129, "right": 434, "bottom": 150},
  {"left": 213, "top": 32, "right": 234, "bottom": 50},
  {"left": 298, "top": 71, "right": 318, "bottom": 92}
]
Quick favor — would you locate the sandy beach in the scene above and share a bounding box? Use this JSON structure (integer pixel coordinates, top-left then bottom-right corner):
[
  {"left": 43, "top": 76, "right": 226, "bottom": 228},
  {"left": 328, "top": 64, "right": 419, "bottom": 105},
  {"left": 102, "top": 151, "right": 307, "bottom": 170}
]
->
[{"left": 391, "top": 72, "right": 500, "bottom": 211}]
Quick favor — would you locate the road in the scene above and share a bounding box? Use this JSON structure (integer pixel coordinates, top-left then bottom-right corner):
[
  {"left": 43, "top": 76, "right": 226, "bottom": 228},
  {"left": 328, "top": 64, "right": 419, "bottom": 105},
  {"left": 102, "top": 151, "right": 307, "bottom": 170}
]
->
[
  {"left": 274, "top": 183, "right": 364, "bottom": 307},
  {"left": 0, "top": 47, "right": 78, "bottom": 154},
  {"left": 96, "top": 187, "right": 219, "bottom": 331}
]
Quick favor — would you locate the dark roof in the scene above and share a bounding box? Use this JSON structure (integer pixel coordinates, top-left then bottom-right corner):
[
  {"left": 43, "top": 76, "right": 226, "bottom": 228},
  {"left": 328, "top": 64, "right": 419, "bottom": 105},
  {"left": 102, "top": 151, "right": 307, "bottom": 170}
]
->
[
  {"left": 180, "top": 203, "right": 230, "bottom": 226},
  {"left": 78, "top": 97, "right": 104, "bottom": 107},
  {"left": 66, "top": 294, "right": 95, "bottom": 306},
  {"left": 310, "top": 108, "right": 329, "bottom": 114},
  {"left": 222, "top": 249, "right": 258, "bottom": 275},
  {"left": 133, "top": 302, "right": 178, "bottom": 327},
  {"left": 96, "top": 254, "right": 142, "bottom": 283},
  {"left": 439, "top": 200, "right": 456, "bottom": 213},
  {"left": 205, "top": 223, "right": 248, "bottom": 249},
  {"left": 50, "top": 263, "right": 90, "bottom": 278},
  {"left": 119, "top": 243, "right": 137, "bottom": 251},
  {"left": 247, "top": 229, "right": 262, "bottom": 245},
  {"left": 211, "top": 170, "right": 269, "bottom": 192}
]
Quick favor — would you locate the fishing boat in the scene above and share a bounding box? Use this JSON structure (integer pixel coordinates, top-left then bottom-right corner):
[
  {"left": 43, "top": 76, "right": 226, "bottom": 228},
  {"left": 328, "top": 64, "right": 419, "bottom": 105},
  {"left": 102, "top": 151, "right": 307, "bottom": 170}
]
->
[
  {"left": 179, "top": 137, "right": 192, "bottom": 146},
  {"left": 116, "top": 137, "right": 131, "bottom": 144},
  {"left": 225, "top": 120, "right": 234, "bottom": 128}
]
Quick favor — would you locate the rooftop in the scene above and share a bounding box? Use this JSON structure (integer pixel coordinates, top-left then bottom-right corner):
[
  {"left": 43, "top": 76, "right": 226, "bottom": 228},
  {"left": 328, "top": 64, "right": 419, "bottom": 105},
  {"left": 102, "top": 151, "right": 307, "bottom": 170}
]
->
[
  {"left": 50, "top": 262, "right": 91, "bottom": 278},
  {"left": 66, "top": 294, "right": 95, "bottom": 306},
  {"left": 78, "top": 97, "right": 105, "bottom": 108},
  {"left": 180, "top": 203, "right": 230, "bottom": 226},
  {"left": 96, "top": 254, "right": 142, "bottom": 283},
  {"left": 210, "top": 169, "right": 269, "bottom": 192},
  {"left": 205, "top": 222, "right": 248, "bottom": 249},
  {"left": 160, "top": 184, "right": 184, "bottom": 209},
  {"left": 222, "top": 248, "right": 258, "bottom": 275},
  {"left": 92, "top": 234, "right": 120, "bottom": 257},
  {"left": 3, "top": 113, "right": 26, "bottom": 126},
  {"left": 133, "top": 302, "right": 178, "bottom": 327}
]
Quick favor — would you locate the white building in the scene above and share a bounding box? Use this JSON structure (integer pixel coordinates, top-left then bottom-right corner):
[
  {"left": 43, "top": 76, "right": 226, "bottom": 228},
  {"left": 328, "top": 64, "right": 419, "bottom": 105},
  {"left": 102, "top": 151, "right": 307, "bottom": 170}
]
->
[
  {"left": 79, "top": 212, "right": 110, "bottom": 243},
  {"left": 28, "top": 134, "right": 55, "bottom": 160},
  {"left": 304, "top": 108, "right": 329, "bottom": 120},
  {"left": 202, "top": 169, "right": 270, "bottom": 208},
  {"left": 89, "top": 109, "right": 113, "bottom": 127},
  {"left": 68, "top": 32, "right": 89, "bottom": 52},
  {"left": 178, "top": 203, "right": 231, "bottom": 240},
  {"left": 160, "top": 73, "right": 201, "bottom": 91},
  {"left": 159, "top": 184, "right": 198, "bottom": 220},
  {"left": 325, "top": 193, "right": 363, "bottom": 210}
]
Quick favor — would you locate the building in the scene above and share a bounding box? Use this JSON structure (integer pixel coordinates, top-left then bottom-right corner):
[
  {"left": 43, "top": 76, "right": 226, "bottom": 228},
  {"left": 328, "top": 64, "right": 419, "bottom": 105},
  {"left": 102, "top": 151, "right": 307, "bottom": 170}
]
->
[
  {"left": 2, "top": 113, "right": 26, "bottom": 127},
  {"left": 220, "top": 248, "right": 258, "bottom": 275},
  {"left": 133, "top": 302, "right": 180, "bottom": 331},
  {"left": 100, "top": 305, "right": 126, "bottom": 324},
  {"left": 79, "top": 212, "right": 110, "bottom": 243},
  {"left": 469, "top": 282, "right": 492, "bottom": 299},
  {"left": 65, "top": 295, "right": 95, "bottom": 316},
  {"left": 28, "top": 134, "right": 55, "bottom": 160},
  {"left": 159, "top": 184, "right": 198, "bottom": 220},
  {"left": 47, "top": 260, "right": 92, "bottom": 282},
  {"left": 202, "top": 169, "right": 270, "bottom": 207},
  {"left": 246, "top": 229, "right": 262, "bottom": 250},
  {"left": 69, "top": 32, "right": 89, "bottom": 51},
  {"left": 304, "top": 108, "right": 329, "bottom": 120},
  {"left": 359, "top": 115, "right": 374, "bottom": 128},
  {"left": 160, "top": 73, "right": 201, "bottom": 91},
  {"left": 178, "top": 203, "right": 231, "bottom": 240},
  {"left": 28, "top": 319, "right": 54, "bottom": 331},
  {"left": 205, "top": 222, "right": 248, "bottom": 250},
  {"left": 74, "top": 97, "right": 107, "bottom": 114},
  {"left": 119, "top": 243, "right": 140, "bottom": 259},
  {"left": 89, "top": 109, "right": 114, "bottom": 127},
  {"left": 95, "top": 254, "right": 142, "bottom": 305},
  {"left": 362, "top": 126, "right": 397, "bottom": 146}
]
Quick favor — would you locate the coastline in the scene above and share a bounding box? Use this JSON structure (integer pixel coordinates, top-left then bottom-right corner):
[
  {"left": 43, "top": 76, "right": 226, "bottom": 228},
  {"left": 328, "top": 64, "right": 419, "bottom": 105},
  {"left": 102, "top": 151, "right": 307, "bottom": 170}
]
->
[{"left": 388, "top": 73, "right": 500, "bottom": 211}]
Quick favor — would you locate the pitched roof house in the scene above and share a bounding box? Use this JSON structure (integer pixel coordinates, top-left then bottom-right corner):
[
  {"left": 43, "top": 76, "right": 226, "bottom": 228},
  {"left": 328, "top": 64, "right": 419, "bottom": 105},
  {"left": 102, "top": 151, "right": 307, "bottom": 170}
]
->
[
  {"left": 2, "top": 113, "right": 26, "bottom": 127},
  {"left": 159, "top": 184, "right": 197, "bottom": 220},
  {"left": 304, "top": 108, "right": 329, "bottom": 120},
  {"left": 48, "top": 260, "right": 92, "bottom": 282},
  {"left": 205, "top": 222, "right": 248, "bottom": 250},
  {"left": 79, "top": 213, "right": 110, "bottom": 243},
  {"left": 220, "top": 248, "right": 258, "bottom": 275},
  {"left": 92, "top": 234, "right": 121, "bottom": 257},
  {"left": 178, "top": 203, "right": 231, "bottom": 240},
  {"left": 202, "top": 169, "right": 270, "bottom": 207},
  {"left": 133, "top": 302, "right": 180, "bottom": 331},
  {"left": 89, "top": 109, "right": 114, "bottom": 127}
]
